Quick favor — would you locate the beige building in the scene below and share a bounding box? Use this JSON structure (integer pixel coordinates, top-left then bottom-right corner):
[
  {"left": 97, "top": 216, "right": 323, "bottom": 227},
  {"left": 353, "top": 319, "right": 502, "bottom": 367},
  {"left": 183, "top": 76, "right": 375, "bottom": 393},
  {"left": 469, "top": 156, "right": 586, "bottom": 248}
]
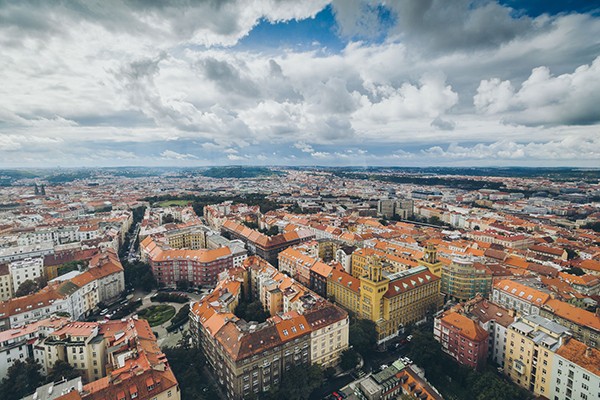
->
[{"left": 503, "top": 315, "right": 570, "bottom": 397}]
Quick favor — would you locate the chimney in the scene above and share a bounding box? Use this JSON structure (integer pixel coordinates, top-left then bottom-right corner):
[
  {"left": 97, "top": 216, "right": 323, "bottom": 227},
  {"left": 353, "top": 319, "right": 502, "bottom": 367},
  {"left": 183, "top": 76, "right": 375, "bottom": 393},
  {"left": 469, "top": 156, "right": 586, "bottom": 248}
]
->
[
  {"left": 585, "top": 347, "right": 592, "bottom": 358},
  {"left": 508, "top": 308, "right": 515, "bottom": 317}
]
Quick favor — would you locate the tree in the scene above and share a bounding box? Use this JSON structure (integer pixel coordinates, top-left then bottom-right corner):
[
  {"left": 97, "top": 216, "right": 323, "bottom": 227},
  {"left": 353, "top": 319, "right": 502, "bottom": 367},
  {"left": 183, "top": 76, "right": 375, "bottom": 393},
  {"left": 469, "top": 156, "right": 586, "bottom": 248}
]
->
[
  {"left": 349, "top": 319, "right": 377, "bottom": 357},
  {"left": 176, "top": 279, "right": 190, "bottom": 291},
  {"left": 340, "top": 348, "right": 359, "bottom": 371},
  {"left": 235, "top": 300, "right": 270, "bottom": 323},
  {"left": 163, "top": 344, "right": 213, "bottom": 400},
  {"left": 46, "top": 360, "right": 80, "bottom": 383},
  {"left": 0, "top": 358, "right": 43, "bottom": 400},
  {"left": 15, "top": 279, "right": 39, "bottom": 297},
  {"left": 267, "top": 364, "right": 323, "bottom": 400}
]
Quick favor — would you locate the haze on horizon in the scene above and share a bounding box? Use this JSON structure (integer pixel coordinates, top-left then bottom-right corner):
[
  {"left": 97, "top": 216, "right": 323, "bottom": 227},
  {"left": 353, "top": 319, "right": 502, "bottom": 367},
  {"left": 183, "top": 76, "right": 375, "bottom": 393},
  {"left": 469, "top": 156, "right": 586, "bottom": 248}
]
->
[{"left": 1, "top": 0, "right": 599, "bottom": 168}]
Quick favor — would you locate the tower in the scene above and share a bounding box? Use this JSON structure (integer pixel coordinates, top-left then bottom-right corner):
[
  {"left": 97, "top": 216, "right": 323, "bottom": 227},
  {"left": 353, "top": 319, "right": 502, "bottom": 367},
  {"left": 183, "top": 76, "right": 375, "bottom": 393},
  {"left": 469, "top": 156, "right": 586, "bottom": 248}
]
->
[
  {"left": 359, "top": 256, "right": 389, "bottom": 323},
  {"left": 419, "top": 243, "right": 442, "bottom": 277}
]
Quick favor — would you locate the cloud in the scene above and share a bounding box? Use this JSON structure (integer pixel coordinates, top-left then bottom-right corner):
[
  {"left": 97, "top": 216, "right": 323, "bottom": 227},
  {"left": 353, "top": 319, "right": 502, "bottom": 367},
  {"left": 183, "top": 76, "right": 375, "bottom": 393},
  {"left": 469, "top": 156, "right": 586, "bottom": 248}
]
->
[
  {"left": 160, "top": 150, "right": 198, "bottom": 160},
  {"left": 422, "top": 136, "right": 600, "bottom": 161},
  {"left": 475, "top": 56, "right": 600, "bottom": 126},
  {"left": 430, "top": 116, "right": 456, "bottom": 131},
  {"left": 294, "top": 142, "right": 315, "bottom": 153}
]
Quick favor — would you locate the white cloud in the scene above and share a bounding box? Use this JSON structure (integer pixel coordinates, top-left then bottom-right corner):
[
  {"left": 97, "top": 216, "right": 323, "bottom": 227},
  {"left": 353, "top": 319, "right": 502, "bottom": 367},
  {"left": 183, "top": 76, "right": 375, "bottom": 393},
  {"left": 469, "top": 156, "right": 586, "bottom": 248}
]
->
[
  {"left": 160, "top": 150, "right": 198, "bottom": 160},
  {"left": 475, "top": 56, "right": 600, "bottom": 126}
]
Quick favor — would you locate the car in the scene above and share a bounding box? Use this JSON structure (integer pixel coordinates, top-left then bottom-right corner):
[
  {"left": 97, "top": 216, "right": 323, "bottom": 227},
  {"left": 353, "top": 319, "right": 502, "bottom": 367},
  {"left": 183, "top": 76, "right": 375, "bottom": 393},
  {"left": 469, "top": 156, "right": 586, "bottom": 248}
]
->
[
  {"left": 407, "top": 335, "right": 413, "bottom": 341},
  {"left": 338, "top": 391, "right": 347, "bottom": 399},
  {"left": 100, "top": 308, "right": 109, "bottom": 315},
  {"left": 332, "top": 392, "right": 342, "bottom": 400}
]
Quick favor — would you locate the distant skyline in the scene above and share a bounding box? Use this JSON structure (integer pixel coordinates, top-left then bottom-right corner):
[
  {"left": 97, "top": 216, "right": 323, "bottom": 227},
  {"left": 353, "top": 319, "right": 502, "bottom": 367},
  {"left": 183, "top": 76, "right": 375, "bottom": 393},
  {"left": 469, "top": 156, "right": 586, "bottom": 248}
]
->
[{"left": 1, "top": 0, "right": 599, "bottom": 168}]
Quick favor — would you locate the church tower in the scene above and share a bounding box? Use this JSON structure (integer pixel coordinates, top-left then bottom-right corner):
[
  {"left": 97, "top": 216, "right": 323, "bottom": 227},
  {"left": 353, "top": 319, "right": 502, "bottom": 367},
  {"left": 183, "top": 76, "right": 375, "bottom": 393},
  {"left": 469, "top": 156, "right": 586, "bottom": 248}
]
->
[{"left": 419, "top": 243, "right": 442, "bottom": 276}]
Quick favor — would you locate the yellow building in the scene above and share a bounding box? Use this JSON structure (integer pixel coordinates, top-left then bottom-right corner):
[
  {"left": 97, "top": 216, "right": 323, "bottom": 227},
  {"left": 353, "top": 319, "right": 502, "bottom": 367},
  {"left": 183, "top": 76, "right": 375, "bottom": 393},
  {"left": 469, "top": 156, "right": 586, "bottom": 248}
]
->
[
  {"left": 418, "top": 244, "right": 442, "bottom": 277},
  {"left": 328, "top": 259, "right": 443, "bottom": 342},
  {"left": 327, "top": 268, "right": 361, "bottom": 312},
  {"left": 504, "top": 315, "right": 570, "bottom": 396},
  {"left": 166, "top": 227, "right": 207, "bottom": 249}
]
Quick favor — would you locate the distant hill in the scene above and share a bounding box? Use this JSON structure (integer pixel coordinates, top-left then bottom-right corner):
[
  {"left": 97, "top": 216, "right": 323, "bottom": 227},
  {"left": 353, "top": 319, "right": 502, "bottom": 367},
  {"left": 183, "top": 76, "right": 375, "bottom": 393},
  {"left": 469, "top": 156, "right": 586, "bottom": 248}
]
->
[{"left": 201, "top": 166, "right": 282, "bottom": 179}]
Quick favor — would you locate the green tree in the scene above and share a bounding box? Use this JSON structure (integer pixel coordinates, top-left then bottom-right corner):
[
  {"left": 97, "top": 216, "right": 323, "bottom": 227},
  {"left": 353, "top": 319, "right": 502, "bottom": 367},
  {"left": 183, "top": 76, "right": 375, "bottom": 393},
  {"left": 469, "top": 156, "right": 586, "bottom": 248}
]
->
[
  {"left": 163, "top": 345, "right": 213, "bottom": 400},
  {"left": 235, "top": 300, "right": 270, "bottom": 323},
  {"left": 340, "top": 348, "right": 359, "bottom": 371},
  {"left": 15, "top": 279, "right": 39, "bottom": 297},
  {"left": 267, "top": 364, "right": 323, "bottom": 400},
  {"left": 349, "top": 319, "right": 377, "bottom": 357},
  {"left": 0, "top": 358, "right": 43, "bottom": 400},
  {"left": 46, "top": 359, "right": 81, "bottom": 383}
]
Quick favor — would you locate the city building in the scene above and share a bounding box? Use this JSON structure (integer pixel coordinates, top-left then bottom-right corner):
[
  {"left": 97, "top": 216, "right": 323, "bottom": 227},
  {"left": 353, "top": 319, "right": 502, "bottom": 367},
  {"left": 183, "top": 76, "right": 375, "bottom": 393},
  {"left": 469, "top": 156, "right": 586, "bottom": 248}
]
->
[
  {"left": 190, "top": 257, "right": 348, "bottom": 399},
  {"left": 551, "top": 338, "right": 600, "bottom": 400},
  {"left": 221, "top": 220, "right": 314, "bottom": 266},
  {"left": 540, "top": 299, "right": 600, "bottom": 349},
  {"left": 0, "top": 316, "right": 68, "bottom": 379},
  {"left": 434, "top": 310, "right": 489, "bottom": 370},
  {"left": 328, "top": 260, "right": 442, "bottom": 342},
  {"left": 8, "top": 257, "right": 44, "bottom": 294},
  {"left": 141, "top": 236, "right": 235, "bottom": 287},
  {"left": 441, "top": 259, "right": 493, "bottom": 302},
  {"left": 503, "top": 315, "right": 571, "bottom": 397},
  {"left": 492, "top": 279, "right": 551, "bottom": 316}
]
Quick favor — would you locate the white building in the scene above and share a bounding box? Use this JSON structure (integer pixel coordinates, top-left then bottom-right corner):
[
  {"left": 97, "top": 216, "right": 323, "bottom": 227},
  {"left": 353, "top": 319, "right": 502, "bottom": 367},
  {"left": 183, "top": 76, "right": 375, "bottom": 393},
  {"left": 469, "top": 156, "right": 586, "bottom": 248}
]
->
[
  {"left": 551, "top": 339, "right": 600, "bottom": 400},
  {"left": 492, "top": 279, "right": 551, "bottom": 316},
  {"left": 9, "top": 257, "right": 44, "bottom": 293},
  {"left": 0, "top": 317, "right": 68, "bottom": 379}
]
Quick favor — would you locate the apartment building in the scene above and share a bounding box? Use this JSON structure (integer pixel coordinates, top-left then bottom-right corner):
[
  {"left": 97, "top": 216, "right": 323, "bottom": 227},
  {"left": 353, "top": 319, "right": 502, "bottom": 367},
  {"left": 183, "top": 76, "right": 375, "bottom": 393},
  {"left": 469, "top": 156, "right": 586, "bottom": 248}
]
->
[
  {"left": 221, "top": 220, "right": 314, "bottom": 266},
  {"left": 190, "top": 257, "right": 348, "bottom": 399},
  {"left": 441, "top": 259, "right": 493, "bottom": 302},
  {"left": 0, "top": 263, "right": 13, "bottom": 301},
  {"left": 0, "top": 316, "right": 68, "bottom": 378},
  {"left": 40, "top": 322, "right": 106, "bottom": 382},
  {"left": 492, "top": 279, "right": 551, "bottom": 316},
  {"left": 141, "top": 236, "right": 234, "bottom": 286},
  {"left": 503, "top": 315, "right": 570, "bottom": 397},
  {"left": 434, "top": 310, "right": 489, "bottom": 370},
  {"left": 539, "top": 299, "right": 600, "bottom": 349},
  {"left": 551, "top": 339, "right": 600, "bottom": 400},
  {"left": 8, "top": 257, "right": 44, "bottom": 294}
]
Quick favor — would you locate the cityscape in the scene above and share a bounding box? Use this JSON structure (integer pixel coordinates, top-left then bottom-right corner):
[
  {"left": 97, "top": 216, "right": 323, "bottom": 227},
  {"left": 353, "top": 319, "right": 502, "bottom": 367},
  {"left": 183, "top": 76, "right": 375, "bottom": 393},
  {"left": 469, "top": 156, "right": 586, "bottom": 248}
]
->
[{"left": 1, "top": 2, "right": 599, "bottom": 400}]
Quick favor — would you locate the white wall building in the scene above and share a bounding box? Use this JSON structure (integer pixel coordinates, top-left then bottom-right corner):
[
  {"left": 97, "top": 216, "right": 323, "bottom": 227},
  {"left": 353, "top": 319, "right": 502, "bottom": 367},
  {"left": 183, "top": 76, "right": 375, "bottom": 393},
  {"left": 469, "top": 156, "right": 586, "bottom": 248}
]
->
[{"left": 9, "top": 257, "right": 44, "bottom": 293}]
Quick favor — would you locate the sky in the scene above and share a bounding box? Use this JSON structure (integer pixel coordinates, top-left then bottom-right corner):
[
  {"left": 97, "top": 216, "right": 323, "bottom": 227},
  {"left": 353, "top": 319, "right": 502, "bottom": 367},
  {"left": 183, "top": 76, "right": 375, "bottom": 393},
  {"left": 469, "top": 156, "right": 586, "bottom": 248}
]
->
[{"left": 1, "top": 0, "right": 599, "bottom": 168}]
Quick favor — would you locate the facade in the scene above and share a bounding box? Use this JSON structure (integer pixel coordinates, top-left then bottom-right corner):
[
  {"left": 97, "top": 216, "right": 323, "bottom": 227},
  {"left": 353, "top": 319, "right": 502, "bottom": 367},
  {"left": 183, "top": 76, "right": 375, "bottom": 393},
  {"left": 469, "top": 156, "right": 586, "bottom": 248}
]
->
[
  {"left": 492, "top": 279, "right": 551, "bottom": 316},
  {"left": 9, "top": 257, "right": 44, "bottom": 294},
  {"left": 141, "top": 236, "right": 235, "bottom": 287},
  {"left": 459, "top": 296, "right": 515, "bottom": 367},
  {"left": 418, "top": 244, "right": 443, "bottom": 277},
  {"left": 190, "top": 257, "right": 349, "bottom": 399},
  {"left": 503, "top": 315, "right": 570, "bottom": 397},
  {"left": 440, "top": 259, "right": 492, "bottom": 302},
  {"left": 552, "top": 339, "right": 600, "bottom": 400},
  {"left": 329, "top": 260, "right": 442, "bottom": 342},
  {"left": 434, "top": 310, "right": 489, "bottom": 370},
  {"left": 221, "top": 220, "right": 314, "bottom": 266},
  {"left": 539, "top": 299, "right": 600, "bottom": 349},
  {"left": 327, "top": 268, "right": 361, "bottom": 312},
  {"left": 41, "top": 322, "right": 107, "bottom": 382},
  {"left": 0, "top": 316, "right": 68, "bottom": 379},
  {"left": 0, "top": 263, "right": 13, "bottom": 301}
]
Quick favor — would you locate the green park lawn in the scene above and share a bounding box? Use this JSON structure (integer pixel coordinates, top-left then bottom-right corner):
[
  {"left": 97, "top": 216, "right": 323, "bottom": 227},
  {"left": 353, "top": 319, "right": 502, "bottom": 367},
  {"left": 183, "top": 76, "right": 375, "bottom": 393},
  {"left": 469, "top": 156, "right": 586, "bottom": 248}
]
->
[
  {"left": 156, "top": 199, "right": 190, "bottom": 207},
  {"left": 138, "top": 305, "right": 176, "bottom": 327}
]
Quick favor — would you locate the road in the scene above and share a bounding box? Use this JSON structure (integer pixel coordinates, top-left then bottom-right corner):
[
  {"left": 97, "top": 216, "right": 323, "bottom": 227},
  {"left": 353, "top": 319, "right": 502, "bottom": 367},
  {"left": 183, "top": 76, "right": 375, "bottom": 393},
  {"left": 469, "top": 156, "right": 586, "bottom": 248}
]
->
[{"left": 126, "top": 222, "right": 141, "bottom": 263}]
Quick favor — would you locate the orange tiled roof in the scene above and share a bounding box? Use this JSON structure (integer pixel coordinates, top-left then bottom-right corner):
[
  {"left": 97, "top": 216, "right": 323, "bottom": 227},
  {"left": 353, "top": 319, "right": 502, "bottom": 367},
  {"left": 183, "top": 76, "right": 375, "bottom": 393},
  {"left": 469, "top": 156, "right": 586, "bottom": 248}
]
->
[
  {"left": 556, "top": 338, "right": 600, "bottom": 376},
  {"left": 441, "top": 311, "right": 488, "bottom": 342},
  {"left": 494, "top": 279, "right": 550, "bottom": 305},
  {"left": 543, "top": 299, "right": 600, "bottom": 331}
]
